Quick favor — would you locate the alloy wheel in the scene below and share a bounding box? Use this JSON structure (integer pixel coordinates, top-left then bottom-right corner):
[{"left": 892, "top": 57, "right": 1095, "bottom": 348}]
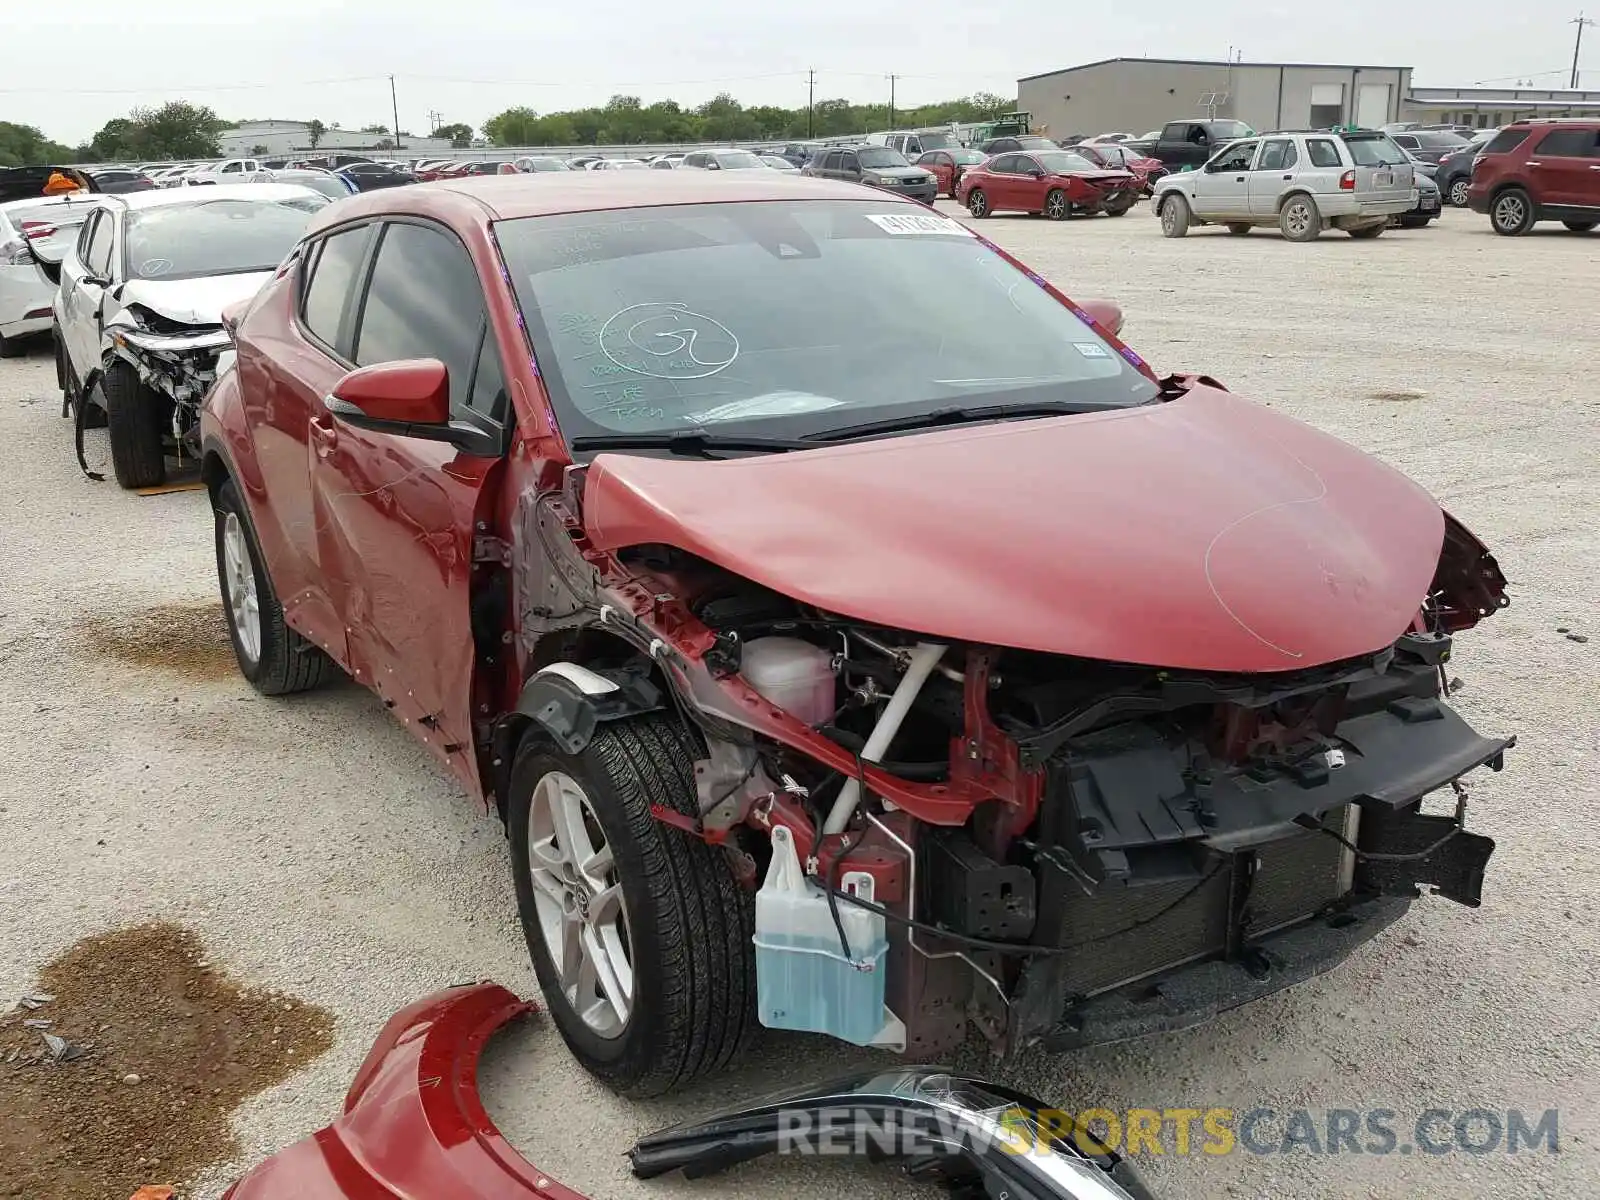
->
[
  {"left": 1448, "top": 178, "right": 1470, "bottom": 207},
  {"left": 1493, "top": 193, "right": 1527, "bottom": 233},
  {"left": 1045, "top": 192, "right": 1067, "bottom": 219},
  {"left": 526, "top": 771, "right": 634, "bottom": 1038},
  {"left": 1284, "top": 200, "right": 1313, "bottom": 238},
  {"left": 221, "top": 512, "right": 262, "bottom": 664}
]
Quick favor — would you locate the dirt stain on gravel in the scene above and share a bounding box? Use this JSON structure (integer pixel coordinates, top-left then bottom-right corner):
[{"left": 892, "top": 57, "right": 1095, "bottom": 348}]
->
[
  {"left": 75, "top": 601, "right": 237, "bottom": 681},
  {"left": 0, "top": 923, "right": 334, "bottom": 1200},
  {"left": 1368, "top": 389, "right": 1428, "bottom": 402}
]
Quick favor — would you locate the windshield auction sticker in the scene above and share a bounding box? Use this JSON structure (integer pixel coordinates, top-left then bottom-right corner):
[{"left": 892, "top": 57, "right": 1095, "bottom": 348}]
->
[{"left": 864, "top": 212, "right": 975, "bottom": 236}]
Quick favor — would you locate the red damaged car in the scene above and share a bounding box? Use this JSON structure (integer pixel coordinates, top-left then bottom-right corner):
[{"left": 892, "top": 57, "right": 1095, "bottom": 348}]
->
[
  {"left": 200, "top": 170, "right": 1510, "bottom": 1099},
  {"left": 1070, "top": 141, "right": 1167, "bottom": 194},
  {"left": 957, "top": 149, "right": 1142, "bottom": 219}
]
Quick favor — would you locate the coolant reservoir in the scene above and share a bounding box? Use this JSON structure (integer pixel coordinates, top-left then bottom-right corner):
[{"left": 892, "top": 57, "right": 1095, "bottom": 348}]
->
[{"left": 741, "top": 637, "right": 836, "bottom": 727}]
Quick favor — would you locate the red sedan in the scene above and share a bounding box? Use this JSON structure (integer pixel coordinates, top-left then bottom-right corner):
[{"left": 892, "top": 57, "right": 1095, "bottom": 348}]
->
[
  {"left": 956, "top": 149, "right": 1141, "bottom": 219},
  {"left": 912, "top": 147, "right": 989, "bottom": 198},
  {"left": 1071, "top": 141, "right": 1167, "bottom": 193}
]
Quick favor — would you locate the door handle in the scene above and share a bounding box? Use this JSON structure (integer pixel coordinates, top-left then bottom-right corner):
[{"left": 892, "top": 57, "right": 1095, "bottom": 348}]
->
[
  {"left": 1235, "top": 175, "right": 1245, "bottom": 182},
  {"left": 309, "top": 415, "right": 338, "bottom": 452},
  {"left": 1282, "top": 174, "right": 1292, "bottom": 180}
]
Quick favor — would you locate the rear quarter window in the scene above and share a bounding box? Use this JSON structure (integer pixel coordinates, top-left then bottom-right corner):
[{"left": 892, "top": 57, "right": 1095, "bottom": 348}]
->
[
  {"left": 1306, "top": 139, "right": 1343, "bottom": 168},
  {"left": 1532, "top": 128, "right": 1600, "bottom": 157},
  {"left": 1481, "top": 129, "right": 1532, "bottom": 155}
]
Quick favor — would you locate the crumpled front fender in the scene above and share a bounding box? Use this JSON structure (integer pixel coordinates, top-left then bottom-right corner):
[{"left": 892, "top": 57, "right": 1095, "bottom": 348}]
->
[{"left": 223, "top": 983, "right": 582, "bottom": 1200}]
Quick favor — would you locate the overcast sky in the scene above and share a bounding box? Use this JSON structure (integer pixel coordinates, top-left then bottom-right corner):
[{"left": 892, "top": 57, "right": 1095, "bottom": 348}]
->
[{"left": 9, "top": 1, "right": 1595, "bottom": 144}]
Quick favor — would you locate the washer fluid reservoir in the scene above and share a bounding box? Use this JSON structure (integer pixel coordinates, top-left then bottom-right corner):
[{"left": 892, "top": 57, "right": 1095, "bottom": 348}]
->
[{"left": 740, "top": 637, "right": 835, "bottom": 727}]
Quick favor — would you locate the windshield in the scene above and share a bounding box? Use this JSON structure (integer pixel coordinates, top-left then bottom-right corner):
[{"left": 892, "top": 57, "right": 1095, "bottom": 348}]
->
[
  {"left": 1205, "top": 121, "right": 1254, "bottom": 139},
  {"left": 1412, "top": 131, "right": 1469, "bottom": 148},
  {"left": 1035, "top": 151, "right": 1099, "bottom": 173},
  {"left": 495, "top": 200, "right": 1157, "bottom": 448},
  {"left": 917, "top": 133, "right": 958, "bottom": 150},
  {"left": 951, "top": 149, "right": 987, "bottom": 164},
  {"left": 283, "top": 174, "right": 350, "bottom": 200},
  {"left": 1345, "top": 134, "right": 1408, "bottom": 166},
  {"left": 712, "top": 151, "right": 765, "bottom": 169},
  {"left": 526, "top": 158, "right": 568, "bottom": 172},
  {"left": 858, "top": 147, "right": 912, "bottom": 168},
  {"left": 122, "top": 197, "right": 327, "bottom": 281}
]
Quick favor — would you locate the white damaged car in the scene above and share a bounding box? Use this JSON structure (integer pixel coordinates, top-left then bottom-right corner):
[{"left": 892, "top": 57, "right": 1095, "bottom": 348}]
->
[{"left": 36, "top": 182, "right": 330, "bottom": 487}]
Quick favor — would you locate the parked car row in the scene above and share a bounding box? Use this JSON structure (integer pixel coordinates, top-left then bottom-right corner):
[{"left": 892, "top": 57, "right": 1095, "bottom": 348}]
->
[{"left": 9, "top": 167, "right": 1509, "bottom": 1121}]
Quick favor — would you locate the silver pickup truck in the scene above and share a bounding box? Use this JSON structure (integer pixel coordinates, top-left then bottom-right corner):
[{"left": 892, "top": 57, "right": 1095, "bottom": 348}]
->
[{"left": 1153, "top": 129, "right": 1416, "bottom": 241}]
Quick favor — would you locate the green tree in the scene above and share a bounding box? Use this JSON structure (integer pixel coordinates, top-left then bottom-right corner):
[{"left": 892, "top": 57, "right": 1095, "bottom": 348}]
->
[
  {"left": 434, "top": 121, "right": 474, "bottom": 148},
  {"left": 0, "top": 121, "right": 74, "bottom": 166},
  {"left": 86, "top": 101, "right": 225, "bottom": 159},
  {"left": 306, "top": 119, "right": 326, "bottom": 150},
  {"left": 360, "top": 123, "right": 388, "bottom": 135}
]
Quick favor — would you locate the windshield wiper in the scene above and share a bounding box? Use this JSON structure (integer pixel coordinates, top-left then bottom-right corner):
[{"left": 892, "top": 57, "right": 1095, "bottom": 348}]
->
[
  {"left": 568, "top": 430, "right": 816, "bottom": 459},
  {"left": 806, "top": 401, "right": 1123, "bottom": 443}
]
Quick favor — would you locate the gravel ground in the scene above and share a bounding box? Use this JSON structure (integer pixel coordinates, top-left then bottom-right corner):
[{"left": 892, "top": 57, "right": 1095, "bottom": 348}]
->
[{"left": 1, "top": 201, "right": 1597, "bottom": 1200}]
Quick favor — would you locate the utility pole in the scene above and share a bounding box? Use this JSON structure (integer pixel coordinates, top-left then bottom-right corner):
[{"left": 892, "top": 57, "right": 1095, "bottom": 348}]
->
[
  {"left": 427, "top": 109, "right": 443, "bottom": 135},
  {"left": 1573, "top": 13, "right": 1596, "bottom": 88},
  {"left": 807, "top": 68, "right": 815, "bottom": 137},
  {"left": 888, "top": 74, "right": 897, "bottom": 130},
  {"left": 389, "top": 74, "right": 402, "bottom": 149}
]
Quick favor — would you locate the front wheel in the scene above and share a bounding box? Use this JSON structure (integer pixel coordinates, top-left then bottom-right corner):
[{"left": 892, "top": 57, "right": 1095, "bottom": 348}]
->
[
  {"left": 508, "top": 713, "right": 756, "bottom": 1097},
  {"left": 1279, "top": 195, "right": 1323, "bottom": 242},
  {"left": 966, "top": 188, "right": 989, "bottom": 218},
  {"left": 1490, "top": 188, "right": 1534, "bottom": 236},
  {"left": 1563, "top": 220, "right": 1597, "bottom": 232},
  {"left": 1159, "top": 194, "right": 1191, "bottom": 237},
  {"left": 213, "top": 476, "right": 334, "bottom": 694},
  {"left": 101, "top": 359, "right": 167, "bottom": 488},
  {"left": 1043, "top": 188, "right": 1069, "bottom": 220}
]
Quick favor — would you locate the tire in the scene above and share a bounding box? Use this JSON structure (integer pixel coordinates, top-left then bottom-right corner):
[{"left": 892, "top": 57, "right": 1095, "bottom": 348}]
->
[
  {"left": 1278, "top": 194, "right": 1323, "bottom": 242},
  {"left": 947, "top": 174, "right": 960, "bottom": 199},
  {"left": 213, "top": 476, "right": 334, "bottom": 695},
  {"left": 966, "top": 188, "right": 989, "bottom": 218},
  {"left": 1563, "top": 220, "right": 1597, "bottom": 232},
  {"left": 1489, "top": 187, "right": 1535, "bottom": 236},
  {"left": 1446, "top": 177, "right": 1470, "bottom": 208},
  {"left": 1043, "top": 188, "right": 1069, "bottom": 220},
  {"left": 508, "top": 713, "right": 755, "bottom": 1097},
  {"left": 0, "top": 332, "right": 25, "bottom": 359},
  {"left": 1347, "top": 224, "right": 1385, "bottom": 239},
  {"left": 1225, "top": 223, "right": 1252, "bottom": 236},
  {"left": 101, "top": 359, "right": 167, "bottom": 488},
  {"left": 1103, "top": 200, "right": 1132, "bottom": 217},
  {"left": 1159, "top": 194, "right": 1191, "bottom": 237}
]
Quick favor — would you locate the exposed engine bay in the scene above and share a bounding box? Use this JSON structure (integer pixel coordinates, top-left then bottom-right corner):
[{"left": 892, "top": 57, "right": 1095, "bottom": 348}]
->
[
  {"left": 103, "top": 302, "right": 232, "bottom": 458},
  {"left": 508, "top": 469, "right": 1513, "bottom": 1060}
]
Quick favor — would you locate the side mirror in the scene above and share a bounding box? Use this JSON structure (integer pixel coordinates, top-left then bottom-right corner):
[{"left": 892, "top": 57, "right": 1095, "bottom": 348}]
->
[
  {"left": 1028, "top": 168, "right": 1046, "bottom": 177},
  {"left": 1077, "top": 298, "right": 1124, "bottom": 337},
  {"left": 706, "top": 161, "right": 721, "bottom": 170},
  {"left": 325, "top": 359, "right": 496, "bottom": 454}
]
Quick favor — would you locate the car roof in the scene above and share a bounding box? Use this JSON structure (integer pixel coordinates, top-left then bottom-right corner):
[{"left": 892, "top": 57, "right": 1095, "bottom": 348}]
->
[
  {"left": 303, "top": 170, "right": 911, "bottom": 231},
  {"left": 106, "top": 182, "right": 322, "bottom": 211}
]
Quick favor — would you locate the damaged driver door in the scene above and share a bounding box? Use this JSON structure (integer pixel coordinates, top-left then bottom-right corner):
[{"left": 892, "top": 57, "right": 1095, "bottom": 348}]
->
[
  {"left": 58, "top": 207, "right": 117, "bottom": 383},
  {"left": 313, "top": 218, "right": 508, "bottom": 791}
]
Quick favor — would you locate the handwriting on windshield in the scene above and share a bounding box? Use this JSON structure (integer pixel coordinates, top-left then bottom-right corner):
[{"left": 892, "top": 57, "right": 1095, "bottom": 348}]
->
[{"left": 598, "top": 301, "right": 740, "bottom": 380}]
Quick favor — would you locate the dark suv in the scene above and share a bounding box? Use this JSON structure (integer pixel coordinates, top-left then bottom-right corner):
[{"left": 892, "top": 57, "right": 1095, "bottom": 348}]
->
[{"left": 1467, "top": 119, "right": 1600, "bottom": 235}]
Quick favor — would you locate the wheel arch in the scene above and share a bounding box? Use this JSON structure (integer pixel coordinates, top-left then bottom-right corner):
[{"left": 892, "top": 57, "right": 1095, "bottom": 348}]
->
[
  {"left": 1276, "top": 188, "right": 1317, "bottom": 214},
  {"left": 490, "top": 627, "right": 674, "bottom": 825}
]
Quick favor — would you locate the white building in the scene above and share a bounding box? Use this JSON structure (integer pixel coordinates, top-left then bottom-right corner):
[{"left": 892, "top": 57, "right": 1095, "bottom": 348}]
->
[{"left": 217, "top": 120, "right": 453, "bottom": 156}]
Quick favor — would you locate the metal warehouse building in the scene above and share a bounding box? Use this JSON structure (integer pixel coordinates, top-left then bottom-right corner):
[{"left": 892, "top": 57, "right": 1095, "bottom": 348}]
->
[{"left": 1018, "top": 58, "right": 1412, "bottom": 140}]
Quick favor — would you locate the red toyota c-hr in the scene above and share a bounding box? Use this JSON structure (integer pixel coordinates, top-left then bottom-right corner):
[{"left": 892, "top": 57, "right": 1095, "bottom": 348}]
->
[{"left": 199, "top": 170, "right": 1509, "bottom": 1101}]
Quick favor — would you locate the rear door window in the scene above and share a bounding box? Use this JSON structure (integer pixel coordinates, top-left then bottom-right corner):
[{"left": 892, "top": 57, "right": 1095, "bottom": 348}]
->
[
  {"left": 300, "top": 225, "right": 373, "bottom": 357},
  {"left": 1256, "top": 140, "right": 1291, "bottom": 171},
  {"left": 352, "top": 220, "right": 489, "bottom": 417},
  {"left": 1534, "top": 128, "right": 1600, "bottom": 157}
]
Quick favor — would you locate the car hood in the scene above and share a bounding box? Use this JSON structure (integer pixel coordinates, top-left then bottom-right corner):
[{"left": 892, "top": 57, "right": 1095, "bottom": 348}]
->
[
  {"left": 118, "top": 272, "right": 273, "bottom": 326},
  {"left": 582, "top": 382, "right": 1447, "bottom": 674}
]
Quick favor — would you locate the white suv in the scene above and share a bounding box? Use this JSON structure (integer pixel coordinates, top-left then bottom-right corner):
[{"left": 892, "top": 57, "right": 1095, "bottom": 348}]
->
[{"left": 1153, "top": 129, "right": 1416, "bottom": 241}]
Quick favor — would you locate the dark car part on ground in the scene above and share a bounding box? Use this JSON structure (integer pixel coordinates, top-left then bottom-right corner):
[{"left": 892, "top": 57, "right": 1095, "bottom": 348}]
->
[{"left": 630, "top": 1067, "right": 1158, "bottom": 1199}]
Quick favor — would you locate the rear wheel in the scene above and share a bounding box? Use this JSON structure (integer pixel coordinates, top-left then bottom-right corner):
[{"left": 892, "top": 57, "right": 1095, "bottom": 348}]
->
[
  {"left": 1279, "top": 195, "right": 1322, "bottom": 242},
  {"left": 213, "top": 476, "right": 334, "bottom": 695},
  {"left": 1490, "top": 188, "right": 1534, "bottom": 236},
  {"left": 966, "top": 188, "right": 990, "bottom": 218},
  {"left": 1446, "top": 177, "right": 1470, "bottom": 207},
  {"left": 1159, "top": 194, "right": 1191, "bottom": 237},
  {"left": 1563, "top": 220, "right": 1597, "bottom": 232},
  {"left": 1225, "top": 223, "right": 1252, "bottom": 236},
  {"left": 101, "top": 359, "right": 167, "bottom": 488},
  {"left": 508, "top": 713, "right": 756, "bottom": 1097},
  {"left": 1043, "top": 188, "right": 1069, "bottom": 220}
]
